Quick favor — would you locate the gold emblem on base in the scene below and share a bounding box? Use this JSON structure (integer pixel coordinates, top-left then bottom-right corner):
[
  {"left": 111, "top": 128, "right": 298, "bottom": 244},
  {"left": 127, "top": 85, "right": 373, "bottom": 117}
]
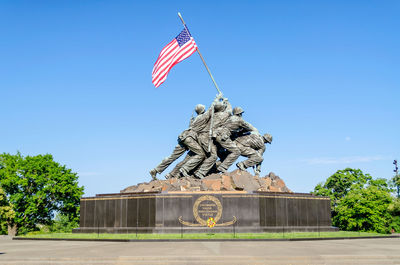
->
[{"left": 178, "top": 195, "right": 237, "bottom": 227}]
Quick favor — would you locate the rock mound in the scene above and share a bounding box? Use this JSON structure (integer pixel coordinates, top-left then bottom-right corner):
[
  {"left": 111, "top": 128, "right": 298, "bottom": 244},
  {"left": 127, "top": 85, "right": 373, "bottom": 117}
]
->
[{"left": 121, "top": 170, "right": 291, "bottom": 193}]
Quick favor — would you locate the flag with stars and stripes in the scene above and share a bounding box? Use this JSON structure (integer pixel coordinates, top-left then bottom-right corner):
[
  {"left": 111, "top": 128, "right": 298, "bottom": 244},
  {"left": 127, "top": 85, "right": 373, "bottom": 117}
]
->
[{"left": 152, "top": 28, "right": 197, "bottom": 88}]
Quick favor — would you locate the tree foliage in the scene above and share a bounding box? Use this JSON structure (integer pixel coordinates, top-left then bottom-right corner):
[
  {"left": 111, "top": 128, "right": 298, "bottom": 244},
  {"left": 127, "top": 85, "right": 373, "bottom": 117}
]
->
[
  {"left": 388, "top": 198, "right": 400, "bottom": 232},
  {"left": 313, "top": 168, "right": 396, "bottom": 233},
  {"left": 334, "top": 184, "right": 392, "bottom": 233},
  {"left": 0, "top": 152, "right": 84, "bottom": 234},
  {"left": 50, "top": 213, "right": 79, "bottom": 233},
  {"left": 390, "top": 174, "right": 400, "bottom": 198},
  {"left": 0, "top": 186, "right": 15, "bottom": 234},
  {"left": 313, "top": 168, "right": 371, "bottom": 213}
]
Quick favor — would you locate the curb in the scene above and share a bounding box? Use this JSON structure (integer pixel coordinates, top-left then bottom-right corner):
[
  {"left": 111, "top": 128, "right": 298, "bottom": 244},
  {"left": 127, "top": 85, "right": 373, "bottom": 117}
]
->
[{"left": 13, "top": 235, "right": 400, "bottom": 242}]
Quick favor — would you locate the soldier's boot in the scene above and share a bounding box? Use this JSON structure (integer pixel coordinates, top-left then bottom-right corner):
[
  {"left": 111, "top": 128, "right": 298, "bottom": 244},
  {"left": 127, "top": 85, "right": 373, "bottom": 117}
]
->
[
  {"left": 179, "top": 167, "right": 191, "bottom": 178},
  {"left": 217, "top": 165, "right": 228, "bottom": 173},
  {"left": 149, "top": 169, "right": 158, "bottom": 180},
  {"left": 194, "top": 171, "right": 205, "bottom": 179},
  {"left": 236, "top": 162, "right": 247, "bottom": 171},
  {"left": 166, "top": 171, "right": 180, "bottom": 179}
]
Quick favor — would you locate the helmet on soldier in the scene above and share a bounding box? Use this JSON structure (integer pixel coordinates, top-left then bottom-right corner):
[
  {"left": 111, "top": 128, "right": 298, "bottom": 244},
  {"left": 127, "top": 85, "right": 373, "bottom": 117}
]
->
[
  {"left": 233, "top": 107, "right": 244, "bottom": 115},
  {"left": 195, "top": 104, "right": 205, "bottom": 114},
  {"left": 214, "top": 101, "right": 226, "bottom": 112},
  {"left": 263, "top": 133, "right": 273, "bottom": 144}
]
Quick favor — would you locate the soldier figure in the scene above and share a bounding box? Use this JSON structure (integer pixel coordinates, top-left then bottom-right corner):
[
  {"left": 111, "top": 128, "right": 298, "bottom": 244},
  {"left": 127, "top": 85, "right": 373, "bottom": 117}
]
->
[
  {"left": 177, "top": 96, "right": 220, "bottom": 178},
  {"left": 212, "top": 106, "right": 259, "bottom": 173},
  {"left": 149, "top": 104, "right": 206, "bottom": 180},
  {"left": 150, "top": 95, "right": 271, "bottom": 180},
  {"left": 193, "top": 98, "right": 232, "bottom": 178},
  {"left": 166, "top": 153, "right": 191, "bottom": 179},
  {"left": 167, "top": 95, "right": 225, "bottom": 179},
  {"left": 235, "top": 133, "right": 273, "bottom": 176}
]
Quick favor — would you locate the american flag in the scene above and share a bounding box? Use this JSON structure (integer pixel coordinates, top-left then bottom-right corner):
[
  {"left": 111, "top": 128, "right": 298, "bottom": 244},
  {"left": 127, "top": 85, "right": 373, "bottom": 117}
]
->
[{"left": 152, "top": 28, "right": 197, "bottom": 88}]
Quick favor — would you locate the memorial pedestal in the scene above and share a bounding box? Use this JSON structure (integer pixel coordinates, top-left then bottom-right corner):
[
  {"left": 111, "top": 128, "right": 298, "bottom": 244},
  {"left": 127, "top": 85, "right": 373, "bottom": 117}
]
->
[{"left": 73, "top": 191, "right": 337, "bottom": 233}]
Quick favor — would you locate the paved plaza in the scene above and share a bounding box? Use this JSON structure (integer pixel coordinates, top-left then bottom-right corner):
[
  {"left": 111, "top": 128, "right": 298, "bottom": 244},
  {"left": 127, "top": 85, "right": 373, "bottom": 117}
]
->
[{"left": 0, "top": 236, "right": 399, "bottom": 264}]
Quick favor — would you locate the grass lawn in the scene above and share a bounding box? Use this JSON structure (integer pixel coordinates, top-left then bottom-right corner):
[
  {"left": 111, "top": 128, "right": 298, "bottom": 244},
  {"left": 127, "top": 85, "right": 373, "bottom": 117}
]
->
[{"left": 18, "top": 231, "right": 388, "bottom": 240}]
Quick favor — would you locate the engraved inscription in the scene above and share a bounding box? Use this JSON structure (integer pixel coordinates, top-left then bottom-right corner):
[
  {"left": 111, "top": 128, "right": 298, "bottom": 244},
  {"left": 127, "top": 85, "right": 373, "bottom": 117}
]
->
[
  {"left": 198, "top": 201, "right": 219, "bottom": 218},
  {"left": 178, "top": 195, "right": 237, "bottom": 227},
  {"left": 193, "top": 195, "right": 222, "bottom": 225}
]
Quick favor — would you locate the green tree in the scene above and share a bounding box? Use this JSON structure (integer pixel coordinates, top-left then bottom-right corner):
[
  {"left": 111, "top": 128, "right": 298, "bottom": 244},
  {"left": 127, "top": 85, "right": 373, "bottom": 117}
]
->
[
  {"left": 0, "top": 187, "right": 15, "bottom": 234},
  {"left": 388, "top": 198, "right": 400, "bottom": 232},
  {"left": 390, "top": 174, "right": 400, "bottom": 198},
  {"left": 334, "top": 183, "right": 393, "bottom": 233},
  {"left": 313, "top": 168, "right": 395, "bottom": 233},
  {"left": 50, "top": 213, "right": 79, "bottom": 233},
  {"left": 0, "top": 152, "right": 84, "bottom": 234},
  {"left": 312, "top": 168, "right": 372, "bottom": 214}
]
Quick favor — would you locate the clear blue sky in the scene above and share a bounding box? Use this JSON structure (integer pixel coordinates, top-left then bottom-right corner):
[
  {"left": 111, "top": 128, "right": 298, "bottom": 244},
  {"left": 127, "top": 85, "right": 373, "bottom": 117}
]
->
[{"left": 1, "top": 1, "right": 399, "bottom": 196}]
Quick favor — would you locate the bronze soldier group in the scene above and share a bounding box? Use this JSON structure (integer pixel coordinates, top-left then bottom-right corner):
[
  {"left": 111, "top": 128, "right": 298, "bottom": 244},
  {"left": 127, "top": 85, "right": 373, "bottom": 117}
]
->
[{"left": 149, "top": 95, "right": 272, "bottom": 180}]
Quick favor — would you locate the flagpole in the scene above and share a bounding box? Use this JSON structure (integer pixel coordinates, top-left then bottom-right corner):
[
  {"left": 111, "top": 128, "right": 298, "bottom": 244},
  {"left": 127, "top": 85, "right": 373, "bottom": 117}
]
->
[{"left": 177, "top": 12, "right": 222, "bottom": 96}]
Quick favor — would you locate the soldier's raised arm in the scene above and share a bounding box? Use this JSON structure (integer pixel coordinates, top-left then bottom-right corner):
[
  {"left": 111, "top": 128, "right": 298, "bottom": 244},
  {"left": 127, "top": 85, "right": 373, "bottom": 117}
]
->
[{"left": 222, "top": 97, "right": 232, "bottom": 114}]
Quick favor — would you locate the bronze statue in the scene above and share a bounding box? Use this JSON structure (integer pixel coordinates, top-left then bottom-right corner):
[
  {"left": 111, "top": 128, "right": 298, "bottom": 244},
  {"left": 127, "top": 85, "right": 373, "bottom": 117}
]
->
[
  {"left": 235, "top": 133, "right": 272, "bottom": 176},
  {"left": 193, "top": 97, "right": 232, "bottom": 178},
  {"left": 212, "top": 106, "right": 258, "bottom": 173},
  {"left": 150, "top": 95, "right": 272, "bottom": 180},
  {"left": 149, "top": 104, "right": 206, "bottom": 180}
]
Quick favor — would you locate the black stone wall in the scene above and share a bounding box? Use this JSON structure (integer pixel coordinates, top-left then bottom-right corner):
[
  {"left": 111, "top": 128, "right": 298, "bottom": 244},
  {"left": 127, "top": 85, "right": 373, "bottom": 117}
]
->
[
  {"left": 258, "top": 194, "right": 331, "bottom": 229},
  {"left": 79, "top": 194, "right": 156, "bottom": 233},
  {"left": 74, "top": 192, "right": 334, "bottom": 233}
]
